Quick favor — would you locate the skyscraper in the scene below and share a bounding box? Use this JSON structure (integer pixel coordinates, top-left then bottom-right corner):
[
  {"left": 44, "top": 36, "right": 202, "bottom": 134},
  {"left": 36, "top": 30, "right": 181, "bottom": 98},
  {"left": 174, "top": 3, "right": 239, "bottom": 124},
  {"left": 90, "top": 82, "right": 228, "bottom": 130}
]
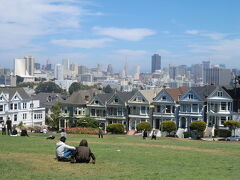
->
[
  {"left": 107, "top": 64, "right": 114, "bottom": 75},
  {"left": 54, "top": 64, "right": 64, "bottom": 80},
  {"left": 14, "top": 56, "right": 35, "bottom": 77},
  {"left": 151, "top": 54, "right": 161, "bottom": 73},
  {"left": 202, "top": 61, "right": 210, "bottom": 83},
  {"left": 24, "top": 56, "right": 35, "bottom": 76}
]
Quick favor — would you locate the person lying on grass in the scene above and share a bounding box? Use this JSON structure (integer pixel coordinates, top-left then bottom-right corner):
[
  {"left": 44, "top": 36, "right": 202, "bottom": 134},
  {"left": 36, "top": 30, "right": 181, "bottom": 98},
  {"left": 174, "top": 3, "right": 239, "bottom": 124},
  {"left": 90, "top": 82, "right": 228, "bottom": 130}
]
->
[
  {"left": 56, "top": 136, "right": 76, "bottom": 162},
  {"left": 71, "top": 139, "right": 96, "bottom": 164}
]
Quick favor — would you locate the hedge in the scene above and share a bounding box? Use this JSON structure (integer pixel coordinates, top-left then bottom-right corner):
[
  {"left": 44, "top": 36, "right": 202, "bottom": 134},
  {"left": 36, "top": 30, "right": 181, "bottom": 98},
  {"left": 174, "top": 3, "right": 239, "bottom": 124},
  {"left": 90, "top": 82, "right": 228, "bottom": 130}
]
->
[
  {"left": 66, "top": 127, "right": 98, "bottom": 134},
  {"left": 136, "top": 122, "right": 151, "bottom": 132},
  {"left": 106, "top": 123, "right": 124, "bottom": 134},
  {"left": 214, "top": 129, "right": 231, "bottom": 137}
]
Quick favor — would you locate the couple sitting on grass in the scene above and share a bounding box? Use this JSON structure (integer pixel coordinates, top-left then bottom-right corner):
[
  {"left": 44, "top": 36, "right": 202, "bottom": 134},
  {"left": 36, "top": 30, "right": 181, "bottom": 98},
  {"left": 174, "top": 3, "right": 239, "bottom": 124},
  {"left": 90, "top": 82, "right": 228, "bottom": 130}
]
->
[{"left": 56, "top": 136, "right": 96, "bottom": 164}]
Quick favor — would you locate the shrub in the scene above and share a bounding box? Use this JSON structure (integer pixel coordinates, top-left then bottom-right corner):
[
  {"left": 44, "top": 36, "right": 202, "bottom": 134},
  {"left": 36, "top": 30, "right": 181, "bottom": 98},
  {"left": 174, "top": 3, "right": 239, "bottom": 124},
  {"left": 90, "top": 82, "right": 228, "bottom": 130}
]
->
[
  {"left": 190, "top": 121, "right": 206, "bottom": 132},
  {"left": 214, "top": 129, "right": 231, "bottom": 137},
  {"left": 224, "top": 120, "right": 240, "bottom": 136},
  {"left": 106, "top": 123, "right": 124, "bottom": 134},
  {"left": 136, "top": 122, "right": 151, "bottom": 132},
  {"left": 66, "top": 127, "right": 98, "bottom": 135},
  {"left": 162, "top": 121, "right": 177, "bottom": 135},
  {"left": 183, "top": 132, "right": 190, "bottom": 138},
  {"left": 77, "top": 117, "right": 99, "bottom": 128}
]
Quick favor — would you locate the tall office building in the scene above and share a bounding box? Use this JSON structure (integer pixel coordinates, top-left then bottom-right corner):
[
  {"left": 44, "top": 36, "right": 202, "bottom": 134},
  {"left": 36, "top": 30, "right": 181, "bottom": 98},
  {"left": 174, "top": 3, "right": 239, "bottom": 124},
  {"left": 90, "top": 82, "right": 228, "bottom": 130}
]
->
[
  {"left": 169, "top": 65, "right": 177, "bottom": 80},
  {"left": 107, "top": 64, "right": 114, "bottom": 75},
  {"left": 24, "top": 56, "right": 35, "bottom": 76},
  {"left": 191, "top": 64, "right": 203, "bottom": 83},
  {"left": 134, "top": 65, "right": 140, "bottom": 80},
  {"left": 14, "top": 56, "right": 35, "bottom": 77},
  {"left": 205, "top": 67, "right": 233, "bottom": 86},
  {"left": 151, "top": 54, "right": 161, "bottom": 73},
  {"left": 54, "top": 64, "right": 64, "bottom": 80},
  {"left": 202, "top": 61, "right": 210, "bottom": 83},
  {"left": 78, "top": 66, "right": 89, "bottom": 75},
  {"left": 62, "top": 59, "right": 70, "bottom": 71}
]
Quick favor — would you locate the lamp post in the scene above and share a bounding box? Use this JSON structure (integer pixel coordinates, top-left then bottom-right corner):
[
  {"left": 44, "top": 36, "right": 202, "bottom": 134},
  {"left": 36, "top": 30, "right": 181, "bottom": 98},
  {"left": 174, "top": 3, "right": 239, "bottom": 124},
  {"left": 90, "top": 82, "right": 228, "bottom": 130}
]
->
[{"left": 31, "top": 98, "right": 34, "bottom": 128}]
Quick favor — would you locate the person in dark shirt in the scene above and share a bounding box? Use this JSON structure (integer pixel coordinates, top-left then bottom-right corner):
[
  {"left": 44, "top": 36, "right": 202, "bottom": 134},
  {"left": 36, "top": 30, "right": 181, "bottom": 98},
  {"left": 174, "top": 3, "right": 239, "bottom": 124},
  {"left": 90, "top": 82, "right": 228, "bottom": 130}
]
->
[
  {"left": 12, "top": 128, "right": 18, "bottom": 136},
  {"left": 1, "top": 122, "right": 6, "bottom": 135},
  {"left": 6, "top": 117, "right": 12, "bottom": 135},
  {"left": 21, "top": 129, "right": 29, "bottom": 137},
  {"left": 72, "top": 139, "right": 96, "bottom": 164}
]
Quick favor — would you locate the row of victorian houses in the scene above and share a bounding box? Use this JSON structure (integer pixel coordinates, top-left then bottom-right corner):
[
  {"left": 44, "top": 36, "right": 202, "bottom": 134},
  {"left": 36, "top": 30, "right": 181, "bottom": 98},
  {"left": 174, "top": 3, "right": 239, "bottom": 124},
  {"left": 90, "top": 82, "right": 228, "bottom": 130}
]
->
[
  {"left": 58, "top": 85, "right": 240, "bottom": 132},
  {"left": 1, "top": 84, "right": 239, "bottom": 133}
]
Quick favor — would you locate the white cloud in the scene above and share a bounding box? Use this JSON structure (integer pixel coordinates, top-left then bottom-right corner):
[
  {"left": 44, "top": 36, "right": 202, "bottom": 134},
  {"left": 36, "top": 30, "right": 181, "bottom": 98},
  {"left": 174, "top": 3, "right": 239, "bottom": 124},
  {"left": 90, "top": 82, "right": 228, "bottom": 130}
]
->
[
  {"left": 185, "top": 30, "right": 200, "bottom": 35},
  {"left": 0, "top": 0, "right": 102, "bottom": 49},
  {"left": 93, "top": 26, "right": 156, "bottom": 41},
  {"left": 51, "top": 38, "right": 113, "bottom": 48}
]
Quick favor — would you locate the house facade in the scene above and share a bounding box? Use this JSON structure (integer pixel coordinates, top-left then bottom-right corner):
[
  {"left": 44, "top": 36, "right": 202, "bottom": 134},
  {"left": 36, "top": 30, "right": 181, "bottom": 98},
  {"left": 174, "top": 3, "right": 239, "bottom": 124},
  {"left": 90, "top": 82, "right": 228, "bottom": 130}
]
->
[
  {"left": 0, "top": 87, "right": 45, "bottom": 126},
  {"left": 128, "top": 89, "right": 161, "bottom": 130},
  {"left": 153, "top": 87, "right": 188, "bottom": 129}
]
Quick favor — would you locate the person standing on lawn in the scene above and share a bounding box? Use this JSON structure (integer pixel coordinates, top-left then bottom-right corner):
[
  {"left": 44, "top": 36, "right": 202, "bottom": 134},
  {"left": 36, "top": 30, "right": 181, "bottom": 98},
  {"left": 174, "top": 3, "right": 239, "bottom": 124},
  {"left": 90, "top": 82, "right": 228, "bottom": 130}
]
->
[
  {"left": 1, "top": 122, "right": 6, "bottom": 135},
  {"left": 6, "top": 117, "right": 12, "bottom": 135},
  {"left": 98, "top": 126, "right": 103, "bottom": 138},
  {"left": 143, "top": 129, "right": 148, "bottom": 140},
  {"left": 56, "top": 136, "right": 76, "bottom": 162}
]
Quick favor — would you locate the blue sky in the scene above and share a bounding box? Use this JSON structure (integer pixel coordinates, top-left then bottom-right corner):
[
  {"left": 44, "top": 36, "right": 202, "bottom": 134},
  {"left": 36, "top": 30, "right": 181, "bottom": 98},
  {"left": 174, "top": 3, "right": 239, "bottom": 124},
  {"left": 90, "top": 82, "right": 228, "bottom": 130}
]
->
[{"left": 0, "top": 0, "right": 240, "bottom": 73}]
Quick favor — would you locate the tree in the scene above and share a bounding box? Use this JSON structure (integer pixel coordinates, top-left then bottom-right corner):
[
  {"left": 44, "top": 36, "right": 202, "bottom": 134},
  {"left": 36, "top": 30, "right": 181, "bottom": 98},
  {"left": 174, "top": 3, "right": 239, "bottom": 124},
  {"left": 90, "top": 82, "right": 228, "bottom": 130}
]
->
[
  {"left": 35, "top": 81, "right": 63, "bottom": 94},
  {"left": 136, "top": 122, "right": 151, "bottom": 132},
  {"left": 106, "top": 123, "right": 124, "bottom": 134},
  {"left": 162, "top": 121, "right": 177, "bottom": 136},
  {"left": 190, "top": 121, "right": 206, "bottom": 138},
  {"left": 77, "top": 116, "right": 99, "bottom": 128},
  {"left": 68, "top": 82, "right": 94, "bottom": 94},
  {"left": 224, "top": 120, "right": 240, "bottom": 136},
  {"left": 47, "top": 104, "right": 62, "bottom": 129},
  {"left": 103, "top": 85, "right": 113, "bottom": 93}
]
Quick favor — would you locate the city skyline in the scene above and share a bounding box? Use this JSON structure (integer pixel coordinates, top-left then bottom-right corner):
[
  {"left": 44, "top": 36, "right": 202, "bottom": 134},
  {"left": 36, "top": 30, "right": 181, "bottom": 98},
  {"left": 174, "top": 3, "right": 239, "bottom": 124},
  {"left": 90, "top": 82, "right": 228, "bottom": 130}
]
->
[{"left": 1, "top": 0, "right": 240, "bottom": 72}]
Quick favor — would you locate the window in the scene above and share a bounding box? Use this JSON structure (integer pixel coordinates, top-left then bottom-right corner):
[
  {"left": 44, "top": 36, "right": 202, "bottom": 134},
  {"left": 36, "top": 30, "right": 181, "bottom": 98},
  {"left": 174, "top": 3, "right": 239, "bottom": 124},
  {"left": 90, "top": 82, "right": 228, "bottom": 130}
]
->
[
  {"left": 94, "top": 100, "right": 99, "bottom": 104},
  {"left": 96, "top": 110, "right": 100, "bottom": 116},
  {"left": 182, "top": 105, "right": 186, "bottom": 112},
  {"left": 23, "top": 113, "right": 27, "bottom": 119},
  {"left": 0, "top": 117, "right": 3, "bottom": 122},
  {"left": 217, "top": 91, "right": 223, "bottom": 97},
  {"left": 30, "top": 103, "right": 34, "bottom": 108},
  {"left": 0, "top": 105, "right": 3, "bottom": 112},
  {"left": 0, "top": 96, "right": 2, "bottom": 100},
  {"left": 136, "top": 96, "right": 142, "bottom": 102},
  {"left": 162, "top": 96, "right": 167, "bottom": 101},
  {"left": 228, "top": 102, "right": 231, "bottom": 111},
  {"left": 188, "top": 94, "right": 193, "bottom": 99},
  {"left": 14, "top": 104, "right": 17, "bottom": 110},
  {"left": 14, "top": 95, "right": 17, "bottom": 99},
  {"left": 114, "top": 98, "right": 118, "bottom": 103},
  {"left": 23, "top": 103, "right": 27, "bottom": 109},
  {"left": 141, "top": 106, "right": 146, "bottom": 114},
  {"left": 166, "top": 105, "right": 171, "bottom": 113},
  {"left": 117, "top": 108, "right": 123, "bottom": 115},
  {"left": 221, "top": 102, "right": 226, "bottom": 110},
  {"left": 192, "top": 104, "right": 198, "bottom": 112},
  {"left": 221, "top": 117, "right": 226, "bottom": 125},
  {"left": 157, "top": 105, "right": 161, "bottom": 112},
  {"left": 91, "top": 109, "right": 96, "bottom": 116},
  {"left": 14, "top": 114, "right": 17, "bottom": 121},
  {"left": 10, "top": 103, "right": 13, "bottom": 110}
]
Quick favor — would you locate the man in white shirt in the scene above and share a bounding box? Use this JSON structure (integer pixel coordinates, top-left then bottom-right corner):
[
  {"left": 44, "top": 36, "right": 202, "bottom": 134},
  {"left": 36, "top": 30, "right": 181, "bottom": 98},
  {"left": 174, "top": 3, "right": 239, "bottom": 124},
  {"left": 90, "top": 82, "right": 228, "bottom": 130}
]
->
[{"left": 56, "top": 136, "right": 76, "bottom": 161}]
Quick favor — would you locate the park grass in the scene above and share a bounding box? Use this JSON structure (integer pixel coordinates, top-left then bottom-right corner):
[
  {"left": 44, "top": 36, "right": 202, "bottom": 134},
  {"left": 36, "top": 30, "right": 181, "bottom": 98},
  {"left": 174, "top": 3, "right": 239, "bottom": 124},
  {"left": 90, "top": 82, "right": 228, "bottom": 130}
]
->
[{"left": 0, "top": 134, "right": 240, "bottom": 180}]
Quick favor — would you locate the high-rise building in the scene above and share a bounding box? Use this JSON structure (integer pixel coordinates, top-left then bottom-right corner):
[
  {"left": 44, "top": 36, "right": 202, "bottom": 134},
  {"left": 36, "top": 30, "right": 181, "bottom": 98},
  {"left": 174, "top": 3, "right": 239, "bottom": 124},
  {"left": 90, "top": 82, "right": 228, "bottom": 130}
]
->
[
  {"left": 202, "top": 61, "right": 210, "bottom": 83},
  {"left": 107, "top": 64, "right": 114, "bottom": 75},
  {"left": 169, "top": 65, "right": 177, "bottom": 80},
  {"left": 34, "top": 63, "right": 41, "bottom": 70},
  {"left": 124, "top": 62, "right": 128, "bottom": 76},
  {"left": 151, "top": 54, "right": 161, "bottom": 73},
  {"left": 54, "top": 64, "right": 64, "bottom": 80},
  {"left": 134, "top": 65, "right": 140, "bottom": 80},
  {"left": 14, "top": 56, "right": 35, "bottom": 77},
  {"left": 24, "top": 56, "right": 35, "bottom": 76},
  {"left": 62, "top": 59, "right": 70, "bottom": 71},
  {"left": 205, "top": 67, "right": 233, "bottom": 86},
  {"left": 191, "top": 64, "right": 203, "bottom": 83},
  {"left": 78, "top": 66, "right": 89, "bottom": 74}
]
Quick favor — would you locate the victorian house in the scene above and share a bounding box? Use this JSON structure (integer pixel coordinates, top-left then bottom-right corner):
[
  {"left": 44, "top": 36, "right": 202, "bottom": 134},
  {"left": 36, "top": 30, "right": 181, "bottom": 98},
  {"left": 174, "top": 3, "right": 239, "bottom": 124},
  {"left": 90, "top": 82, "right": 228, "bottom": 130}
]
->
[
  {"left": 128, "top": 89, "right": 162, "bottom": 130},
  {"left": 153, "top": 87, "right": 188, "bottom": 129},
  {"left": 178, "top": 85, "right": 216, "bottom": 130},
  {"left": 0, "top": 87, "right": 45, "bottom": 126}
]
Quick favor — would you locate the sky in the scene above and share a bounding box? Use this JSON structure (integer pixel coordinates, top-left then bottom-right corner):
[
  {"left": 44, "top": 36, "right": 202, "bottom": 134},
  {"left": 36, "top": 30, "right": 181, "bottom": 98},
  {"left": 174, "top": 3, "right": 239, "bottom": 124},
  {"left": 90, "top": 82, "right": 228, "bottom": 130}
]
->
[{"left": 0, "top": 0, "right": 240, "bottom": 73}]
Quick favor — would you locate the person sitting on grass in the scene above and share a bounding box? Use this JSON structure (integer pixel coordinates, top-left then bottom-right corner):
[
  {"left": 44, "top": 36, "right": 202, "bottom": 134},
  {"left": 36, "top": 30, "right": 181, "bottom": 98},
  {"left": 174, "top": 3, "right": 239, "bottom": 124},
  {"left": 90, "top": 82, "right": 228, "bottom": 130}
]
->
[
  {"left": 71, "top": 139, "right": 96, "bottom": 164},
  {"left": 56, "top": 136, "right": 76, "bottom": 162},
  {"left": 20, "top": 129, "right": 29, "bottom": 137},
  {"left": 11, "top": 128, "right": 18, "bottom": 136}
]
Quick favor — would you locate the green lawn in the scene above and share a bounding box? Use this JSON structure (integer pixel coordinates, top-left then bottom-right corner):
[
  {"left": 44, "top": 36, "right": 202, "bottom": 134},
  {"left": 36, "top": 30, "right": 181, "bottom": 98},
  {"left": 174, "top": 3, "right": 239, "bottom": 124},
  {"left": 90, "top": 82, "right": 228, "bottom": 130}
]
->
[{"left": 0, "top": 134, "right": 240, "bottom": 180}]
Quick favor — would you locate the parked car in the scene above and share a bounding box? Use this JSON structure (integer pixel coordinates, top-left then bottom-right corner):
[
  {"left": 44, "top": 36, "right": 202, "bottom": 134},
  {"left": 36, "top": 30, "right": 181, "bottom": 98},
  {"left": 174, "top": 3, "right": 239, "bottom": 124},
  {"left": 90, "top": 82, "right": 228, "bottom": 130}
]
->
[{"left": 225, "top": 136, "right": 240, "bottom": 141}]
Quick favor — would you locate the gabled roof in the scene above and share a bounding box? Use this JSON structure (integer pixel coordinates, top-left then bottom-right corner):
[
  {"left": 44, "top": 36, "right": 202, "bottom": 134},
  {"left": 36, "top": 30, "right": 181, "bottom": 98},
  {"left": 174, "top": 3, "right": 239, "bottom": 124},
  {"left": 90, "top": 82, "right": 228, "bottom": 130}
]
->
[
  {"left": 0, "top": 87, "right": 30, "bottom": 100},
  {"left": 191, "top": 85, "right": 216, "bottom": 101},
  {"left": 165, "top": 86, "right": 189, "bottom": 101},
  {"left": 62, "top": 89, "right": 101, "bottom": 105},
  {"left": 97, "top": 93, "right": 114, "bottom": 104},
  {"left": 223, "top": 85, "right": 240, "bottom": 99},
  {"left": 107, "top": 91, "right": 136, "bottom": 105},
  {"left": 32, "top": 92, "right": 66, "bottom": 106},
  {"left": 139, "top": 88, "right": 162, "bottom": 103}
]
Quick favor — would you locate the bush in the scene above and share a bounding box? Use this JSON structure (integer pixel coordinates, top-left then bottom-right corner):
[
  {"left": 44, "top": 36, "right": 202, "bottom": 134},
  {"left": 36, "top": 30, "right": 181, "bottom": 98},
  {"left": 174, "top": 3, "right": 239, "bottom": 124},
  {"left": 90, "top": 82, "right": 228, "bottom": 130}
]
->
[
  {"left": 183, "top": 132, "right": 190, "bottom": 138},
  {"left": 162, "top": 121, "right": 177, "bottom": 135},
  {"left": 77, "top": 117, "right": 99, "bottom": 128},
  {"left": 190, "top": 121, "right": 206, "bottom": 132},
  {"left": 66, "top": 127, "right": 98, "bottom": 135},
  {"left": 214, "top": 129, "right": 231, "bottom": 137},
  {"left": 106, "top": 123, "right": 124, "bottom": 134},
  {"left": 136, "top": 122, "right": 151, "bottom": 132}
]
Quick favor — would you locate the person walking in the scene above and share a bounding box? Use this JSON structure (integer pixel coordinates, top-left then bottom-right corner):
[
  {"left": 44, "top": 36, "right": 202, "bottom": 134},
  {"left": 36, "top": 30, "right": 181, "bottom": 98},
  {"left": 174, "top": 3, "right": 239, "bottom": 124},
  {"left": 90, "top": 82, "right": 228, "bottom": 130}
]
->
[
  {"left": 151, "top": 130, "right": 157, "bottom": 140},
  {"left": 98, "top": 126, "right": 103, "bottom": 138},
  {"left": 143, "top": 129, "right": 148, "bottom": 140},
  {"left": 6, "top": 117, "right": 12, "bottom": 135}
]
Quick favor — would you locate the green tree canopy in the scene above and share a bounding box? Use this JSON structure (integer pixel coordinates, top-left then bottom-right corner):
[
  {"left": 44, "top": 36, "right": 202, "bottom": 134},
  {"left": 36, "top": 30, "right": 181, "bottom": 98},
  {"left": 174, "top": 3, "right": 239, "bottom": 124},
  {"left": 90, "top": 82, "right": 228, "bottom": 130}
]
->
[
  {"left": 46, "top": 104, "right": 62, "bottom": 129},
  {"left": 103, "top": 85, "right": 114, "bottom": 93},
  {"left": 136, "top": 122, "right": 151, "bottom": 132},
  {"left": 68, "top": 82, "right": 94, "bottom": 94},
  {"left": 77, "top": 116, "right": 99, "bottom": 128},
  {"left": 224, "top": 120, "right": 240, "bottom": 136},
  {"left": 162, "top": 121, "right": 177, "bottom": 135},
  {"left": 35, "top": 81, "right": 63, "bottom": 94}
]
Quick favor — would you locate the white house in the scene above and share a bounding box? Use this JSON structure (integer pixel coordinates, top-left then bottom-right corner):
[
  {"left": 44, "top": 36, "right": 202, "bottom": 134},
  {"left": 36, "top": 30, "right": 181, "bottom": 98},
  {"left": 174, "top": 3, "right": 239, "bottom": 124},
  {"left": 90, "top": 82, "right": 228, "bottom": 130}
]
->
[{"left": 0, "top": 87, "right": 45, "bottom": 126}]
